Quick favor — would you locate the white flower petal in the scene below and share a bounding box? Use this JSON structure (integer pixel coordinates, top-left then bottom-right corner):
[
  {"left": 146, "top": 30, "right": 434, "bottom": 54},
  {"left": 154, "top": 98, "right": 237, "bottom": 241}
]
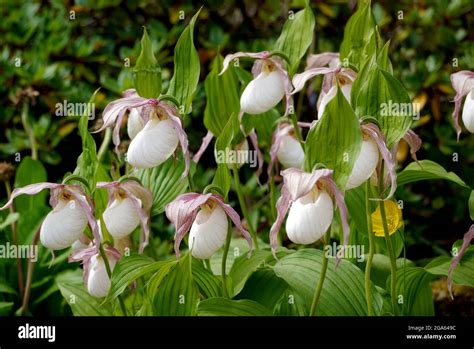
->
[
  {"left": 188, "top": 205, "right": 228, "bottom": 259},
  {"left": 276, "top": 135, "right": 304, "bottom": 169},
  {"left": 240, "top": 71, "right": 285, "bottom": 115},
  {"left": 40, "top": 199, "right": 88, "bottom": 250},
  {"left": 317, "top": 85, "right": 351, "bottom": 119},
  {"left": 346, "top": 139, "right": 379, "bottom": 190},
  {"left": 127, "top": 118, "right": 179, "bottom": 168},
  {"left": 285, "top": 190, "right": 333, "bottom": 244},
  {"left": 127, "top": 107, "right": 145, "bottom": 140},
  {"left": 103, "top": 197, "right": 140, "bottom": 239},
  {"left": 87, "top": 255, "right": 116, "bottom": 298},
  {"left": 462, "top": 90, "right": 474, "bottom": 133}
]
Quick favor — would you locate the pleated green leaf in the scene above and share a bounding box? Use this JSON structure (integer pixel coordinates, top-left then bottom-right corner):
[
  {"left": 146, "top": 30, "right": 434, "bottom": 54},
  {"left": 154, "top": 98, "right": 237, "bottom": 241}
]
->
[
  {"left": 229, "top": 249, "right": 272, "bottom": 296},
  {"left": 57, "top": 283, "right": 113, "bottom": 316},
  {"left": 192, "top": 259, "right": 222, "bottom": 298},
  {"left": 197, "top": 298, "right": 272, "bottom": 316},
  {"left": 273, "top": 249, "right": 383, "bottom": 315}
]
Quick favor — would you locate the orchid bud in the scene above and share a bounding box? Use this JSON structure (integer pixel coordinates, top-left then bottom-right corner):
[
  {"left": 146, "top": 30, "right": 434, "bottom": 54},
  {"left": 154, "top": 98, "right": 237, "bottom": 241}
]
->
[
  {"left": 285, "top": 187, "right": 334, "bottom": 244},
  {"left": 346, "top": 138, "right": 379, "bottom": 190},
  {"left": 189, "top": 204, "right": 229, "bottom": 259},
  {"left": 127, "top": 107, "right": 145, "bottom": 140},
  {"left": 276, "top": 133, "right": 304, "bottom": 169},
  {"left": 240, "top": 62, "right": 286, "bottom": 115},
  {"left": 87, "top": 254, "right": 116, "bottom": 298},
  {"left": 127, "top": 114, "right": 179, "bottom": 168},
  {"left": 462, "top": 90, "right": 474, "bottom": 133}
]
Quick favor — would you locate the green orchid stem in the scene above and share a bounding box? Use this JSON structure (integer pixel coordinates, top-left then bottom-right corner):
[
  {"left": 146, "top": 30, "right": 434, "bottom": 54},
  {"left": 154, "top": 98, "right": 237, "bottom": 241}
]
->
[
  {"left": 204, "top": 259, "right": 212, "bottom": 272},
  {"left": 187, "top": 172, "right": 194, "bottom": 192},
  {"left": 99, "top": 244, "right": 127, "bottom": 316},
  {"left": 21, "top": 226, "right": 41, "bottom": 315},
  {"left": 309, "top": 230, "right": 330, "bottom": 316},
  {"left": 364, "top": 180, "right": 375, "bottom": 316},
  {"left": 232, "top": 164, "right": 259, "bottom": 249},
  {"left": 221, "top": 223, "right": 232, "bottom": 298},
  {"left": 97, "top": 127, "right": 112, "bottom": 163},
  {"left": 4, "top": 181, "right": 24, "bottom": 295},
  {"left": 289, "top": 112, "right": 304, "bottom": 146},
  {"left": 21, "top": 101, "right": 37, "bottom": 160},
  {"left": 378, "top": 163, "right": 399, "bottom": 316}
]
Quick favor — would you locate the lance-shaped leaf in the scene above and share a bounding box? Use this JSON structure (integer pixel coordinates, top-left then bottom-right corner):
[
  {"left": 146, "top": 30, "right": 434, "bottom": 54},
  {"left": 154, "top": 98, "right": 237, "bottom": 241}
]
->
[
  {"left": 304, "top": 87, "right": 362, "bottom": 188},
  {"left": 168, "top": 8, "right": 202, "bottom": 114},
  {"left": 74, "top": 89, "right": 99, "bottom": 190},
  {"left": 274, "top": 2, "right": 315, "bottom": 74},
  {"left": 134, "top": 28, "right": 161, "bottom": 99},
  {"left": 353, "top": 64, "right": 412, "bottom": 147},
  {"left": 204, "top": 54, "right": 240, "bottom": 135},
  {"left": 339, "top": 0, "right": 377, "bottom": 68}
]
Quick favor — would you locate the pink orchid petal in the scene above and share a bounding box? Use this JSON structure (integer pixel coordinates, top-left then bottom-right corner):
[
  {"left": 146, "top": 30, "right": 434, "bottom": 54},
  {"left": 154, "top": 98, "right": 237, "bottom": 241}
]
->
[
  {"left": 165, "top": 193, "right": 213, "bottom": 258},
  {"left": 122, "top": 181, "right": 153, "bottom": 213},
  {"left": 451, "top": 71, "right": 474, "bottom": 140},
  {"left": 320, "top": 176, "right": 350, "bottom": 266},
  {"left": 95, "top": 96, "right": 150, "bottom": 133},
  {"left": 248, "top": 129, "right": 264, "bottom": 180},
  {"left": 0, "top": 182, "right": 63, "bottom": 210},
  {"left": 193, "top": 130, "right": 214, "bottom": 163},
  {"left": 362, "top": 123, "right": 397, "bottom": 200},
  {"left": 211, "top": 194, "right": 252, "bottom": 250},
  {"left": 112, "top": 109, "right": 127, "bottom": 157},
  {"left": 306, "top": 52, "right": 340, "bottom": 69},
  {"left": 292, "top": 67, "right": 338, "bottom": 95},
  {"left": 68, "top": 187, "right": 100, "bottom": 253},
  {"left": 219, "top": 51, "right": 271, "bottom": 76},
  {"left": 402, "top": 129, "right": 422, "bottom": 162},
  {"left": 448, "top": 224, "right": 474, "bottom": 299},
  {"left": 268, "top": 124, "right": 293, "bottom": 178},
  {"left": 159, "top": 103, "right": 190, "bottom": 178},
  {"left": 270, "top": 57, "right": 294, "bottom": 116},
  {"left": 122, "top": 89, "right": 138, "bottom": 98},
  {"left": 269, "top": 185, "right": 292, "bottom": 258}
]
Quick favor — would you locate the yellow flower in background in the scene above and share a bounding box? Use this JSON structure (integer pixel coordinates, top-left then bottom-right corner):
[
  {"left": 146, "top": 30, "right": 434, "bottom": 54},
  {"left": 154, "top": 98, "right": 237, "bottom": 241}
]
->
[{"left": 372, "top": 200, "right": 403, "bottom": 237}]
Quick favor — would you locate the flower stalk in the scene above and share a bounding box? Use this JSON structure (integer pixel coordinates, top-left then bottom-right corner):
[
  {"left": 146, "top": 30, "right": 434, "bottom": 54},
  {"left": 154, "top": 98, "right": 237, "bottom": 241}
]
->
[
  {"left": 364, "top": 180, "right": 375, "bottom": 316},
  {"left": 99, "top": 244, "right": 127, "bottom": 316},
  {"left": 309, "top": 229, "right": 330, "bottom": 316},
  {"left": 221, "top": 223, "right": 232, "bottom": 298}
]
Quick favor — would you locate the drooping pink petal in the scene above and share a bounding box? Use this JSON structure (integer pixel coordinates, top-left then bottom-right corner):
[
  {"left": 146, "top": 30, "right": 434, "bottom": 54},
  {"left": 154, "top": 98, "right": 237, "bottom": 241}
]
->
[
  {"left": 268, "top": 124, "right": 293, "bottom": 178},
  {"left": 269, "top": 185, "right": 292, "bottom": 258},
  {"left": 292, "top": 67, "right": 338, "bottom": 95},
  {"left": 69, "top": 245, "right": 97, "bottom": 285},
  {"left": 448, "top": 224, "right": 474, "bottom": 299},
  {"left": 211, "top": 194, "right": 252, "bottom": 250},
  {"left": 248, "top": 129, "right": 264, "bottom": 180},
  {"left": 362, "top": 123, "right": 397, "bottom": 200},
  {"left": 165, "top": 193, "right": 213, "bottom": 258},
  {"left": 219, "top": 51, "right": 272, "bottom": 76},
  {"left": 159, "top": 103, "right": 190, "bottom": 178},
  {"left": 193, "top": 130, "right": 214, "bottom": 163},
  {"left": 450, "top": 71, "right": 474, "bottom": 140},
  {"left": 0, "top": 182, "right": 63, "bottom": 210},
  {"left": 68, "top": 187, "right": 101, "bottom": 253},
  {"left": 122, "top": 181, "right": 153, "bottom": 213},
  {"left": 122, "top": 89, "right": 138, "bottom": 98},
  {"left": 306, "top": 52, "right": 340, "bottom": 69},
  {"left": 95, "top": 96, "right": 150, "bottom": 133},
  {"left": 270, "top": 57, "right": 294, "bottom": 116},
  {"left": 112, "top": 109, "right": 127, "bottom": 157},
  {"left": 402, "top": 129, "right": 422, "bottom": 162},
  {"left": 320, "top": 176, "right": 350, "bottom": 266}
]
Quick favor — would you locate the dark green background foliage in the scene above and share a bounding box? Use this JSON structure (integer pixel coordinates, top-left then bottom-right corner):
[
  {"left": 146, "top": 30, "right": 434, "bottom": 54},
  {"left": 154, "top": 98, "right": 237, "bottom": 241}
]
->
[{"left": 0, "top": 0, "right": 473, "bottom": 315}]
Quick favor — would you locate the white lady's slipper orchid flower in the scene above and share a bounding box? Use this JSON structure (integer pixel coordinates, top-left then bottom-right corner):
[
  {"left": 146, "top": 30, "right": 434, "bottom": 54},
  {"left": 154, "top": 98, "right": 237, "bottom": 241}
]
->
[
  {"left": 450, "top": 71, "right": 474, "bottom": 139},
  {"left": 69, "top": 245, "right": 121, "bottom": 298},
  {"left": 165, "top": 192, "right": 253, "bottom": 259},
  {"left": 220, "top": 51, "right": 293, "bottom": 116},
  {"left": 127, "top": 107, "right": 145, "bottom": 140},
  {"left": 96, "top": 91, "right": 190, "bottom": 176},
  {"left": 269, "top": 168, "right": 350, "bottom": 259},
  {"left": 285, "top": 187, "right": 334, "bottom": 244},
  {"left": 268, "top": 122, "right": 311, "bottom": 177},
  {"left": 292, "top": 52, "right": 356, "bottom": 118},
  {"left": 0, "top": 183, "right": 100, "bottom": 252},
  {"left": 462, "top": 90, "right": 474, "bottom": 133},
  {"left": 346, "top": 138, "right": 379, "bottom": 190},
  {"left": 189, "top": 204, "right": 228, "bottom": 259},
  {"left": 98, "top": 181, "right": 152, "bottom": 252}
]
